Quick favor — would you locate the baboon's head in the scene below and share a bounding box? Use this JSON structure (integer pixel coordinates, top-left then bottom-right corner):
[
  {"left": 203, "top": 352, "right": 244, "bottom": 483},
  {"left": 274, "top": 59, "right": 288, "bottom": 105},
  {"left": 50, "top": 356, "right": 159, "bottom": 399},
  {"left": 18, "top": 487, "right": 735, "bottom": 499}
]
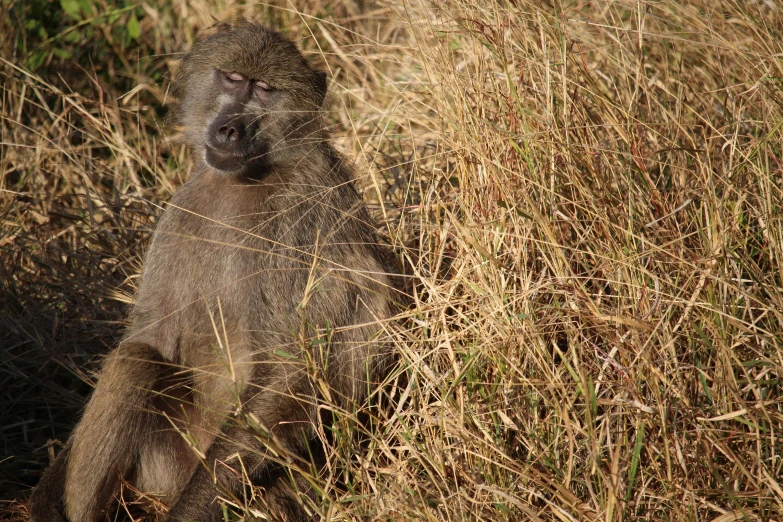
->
[{"left": 170, "top": 20, "right": 328, "bottom": 175}]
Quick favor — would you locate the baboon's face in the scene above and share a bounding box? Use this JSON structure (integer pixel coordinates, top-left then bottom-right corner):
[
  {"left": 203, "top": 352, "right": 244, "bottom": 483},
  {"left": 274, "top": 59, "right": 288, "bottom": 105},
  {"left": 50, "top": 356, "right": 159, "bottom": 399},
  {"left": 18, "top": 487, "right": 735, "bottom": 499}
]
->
[
  {"left": 202, "top": 69, "right": 276, "bottom": 172},
  {"left": 171, "top": 22, "right": 328, "bottom": 174}
]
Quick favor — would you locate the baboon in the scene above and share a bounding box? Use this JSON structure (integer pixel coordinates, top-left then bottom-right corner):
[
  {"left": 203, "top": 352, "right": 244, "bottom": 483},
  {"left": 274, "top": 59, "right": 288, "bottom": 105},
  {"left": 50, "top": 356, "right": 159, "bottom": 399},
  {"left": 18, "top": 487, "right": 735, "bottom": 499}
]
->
[{"left": 29, "top": 20, "right": 398, "bottom": 522}]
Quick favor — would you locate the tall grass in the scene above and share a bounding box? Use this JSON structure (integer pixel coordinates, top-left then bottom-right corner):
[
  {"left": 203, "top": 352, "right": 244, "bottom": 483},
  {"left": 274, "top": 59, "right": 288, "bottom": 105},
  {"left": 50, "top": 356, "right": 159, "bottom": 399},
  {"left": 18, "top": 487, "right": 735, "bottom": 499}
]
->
[{"left": 1, "top": 0, "right": 782, "bottom": 520}]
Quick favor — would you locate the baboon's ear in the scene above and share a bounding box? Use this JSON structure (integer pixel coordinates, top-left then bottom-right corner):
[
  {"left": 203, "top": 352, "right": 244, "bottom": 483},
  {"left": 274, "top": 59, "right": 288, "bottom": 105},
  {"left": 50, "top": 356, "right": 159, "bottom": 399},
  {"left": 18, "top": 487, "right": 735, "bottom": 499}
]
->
[
  {"left": 200, "top": 20, "right": 234, "bottom": 39},
  {"left": 314, "top": 71, "right": 328, "bottom": 107}
]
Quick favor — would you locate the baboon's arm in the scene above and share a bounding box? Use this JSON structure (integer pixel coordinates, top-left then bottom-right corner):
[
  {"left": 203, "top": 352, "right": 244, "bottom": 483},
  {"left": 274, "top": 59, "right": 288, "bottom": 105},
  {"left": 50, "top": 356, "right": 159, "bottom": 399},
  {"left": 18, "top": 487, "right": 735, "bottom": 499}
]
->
[{"left": 63, "top": 343, "right": 167, "bottom": 522}]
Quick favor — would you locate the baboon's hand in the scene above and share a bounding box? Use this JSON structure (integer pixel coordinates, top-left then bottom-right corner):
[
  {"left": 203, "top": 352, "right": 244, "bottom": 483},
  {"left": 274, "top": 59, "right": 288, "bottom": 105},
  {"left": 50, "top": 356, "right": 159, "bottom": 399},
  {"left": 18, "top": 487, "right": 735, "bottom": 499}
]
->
[{"left": 165, "top": 471, "right": 224, "bottom": 522}]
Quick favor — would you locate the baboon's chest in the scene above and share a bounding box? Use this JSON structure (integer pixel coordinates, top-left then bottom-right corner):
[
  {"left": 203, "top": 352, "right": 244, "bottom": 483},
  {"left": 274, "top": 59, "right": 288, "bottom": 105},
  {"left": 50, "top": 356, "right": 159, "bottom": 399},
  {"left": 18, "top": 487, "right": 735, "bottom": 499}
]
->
[{"left": 127, "top": 175, "right": 289, "bottom": 358}]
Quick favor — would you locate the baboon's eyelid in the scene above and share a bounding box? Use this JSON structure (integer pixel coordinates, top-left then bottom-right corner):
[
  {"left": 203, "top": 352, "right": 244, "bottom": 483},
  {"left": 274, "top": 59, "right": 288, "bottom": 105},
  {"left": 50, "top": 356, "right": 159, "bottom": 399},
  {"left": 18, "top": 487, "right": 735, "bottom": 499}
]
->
[{"left": 224, "top": 71, "right": 245, "bottom": 82}]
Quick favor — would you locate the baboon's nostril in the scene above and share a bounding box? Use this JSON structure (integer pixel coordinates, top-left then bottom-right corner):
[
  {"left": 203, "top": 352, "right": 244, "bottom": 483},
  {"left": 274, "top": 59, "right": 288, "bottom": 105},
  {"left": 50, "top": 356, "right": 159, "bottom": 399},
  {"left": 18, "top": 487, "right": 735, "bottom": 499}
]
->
[{"left": 216, "top": 124, "right": 239, "bottom": 145}]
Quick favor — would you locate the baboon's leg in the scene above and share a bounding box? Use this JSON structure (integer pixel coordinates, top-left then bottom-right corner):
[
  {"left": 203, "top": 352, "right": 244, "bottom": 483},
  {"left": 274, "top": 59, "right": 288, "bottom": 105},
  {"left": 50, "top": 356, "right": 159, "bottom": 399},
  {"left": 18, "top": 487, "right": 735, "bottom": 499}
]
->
[
  {"left": 64, "top": 342, "right": 167, "bottom": 522},
  {"left": 166, "top": 377, "right": 318, "bottom": 522},
  {"left": 28, "top": 443, "right": 70, "bottom": 522}
]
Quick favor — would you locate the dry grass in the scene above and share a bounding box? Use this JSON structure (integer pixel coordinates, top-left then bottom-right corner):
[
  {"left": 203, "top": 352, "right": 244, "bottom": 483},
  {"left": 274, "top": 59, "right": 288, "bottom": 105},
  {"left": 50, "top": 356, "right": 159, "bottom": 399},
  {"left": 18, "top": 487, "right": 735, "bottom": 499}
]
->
[{"left": 2, "top": 0, "right": 782, "bottom": 520}]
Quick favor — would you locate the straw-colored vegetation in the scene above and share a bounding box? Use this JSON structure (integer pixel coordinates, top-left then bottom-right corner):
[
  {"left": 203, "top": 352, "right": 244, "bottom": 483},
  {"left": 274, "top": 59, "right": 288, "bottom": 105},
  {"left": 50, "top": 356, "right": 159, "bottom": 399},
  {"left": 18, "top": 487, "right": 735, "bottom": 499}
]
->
[{"left": 2, "top": 0, "right": 782, "bottom": 520}]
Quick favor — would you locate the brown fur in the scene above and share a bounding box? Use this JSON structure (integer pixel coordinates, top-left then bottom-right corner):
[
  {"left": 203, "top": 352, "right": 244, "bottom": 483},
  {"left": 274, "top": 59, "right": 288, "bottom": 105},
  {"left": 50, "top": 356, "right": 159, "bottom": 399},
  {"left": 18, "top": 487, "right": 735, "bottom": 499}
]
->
[{"left": 29, "top": 20, "right": 397, "bottom": 522}]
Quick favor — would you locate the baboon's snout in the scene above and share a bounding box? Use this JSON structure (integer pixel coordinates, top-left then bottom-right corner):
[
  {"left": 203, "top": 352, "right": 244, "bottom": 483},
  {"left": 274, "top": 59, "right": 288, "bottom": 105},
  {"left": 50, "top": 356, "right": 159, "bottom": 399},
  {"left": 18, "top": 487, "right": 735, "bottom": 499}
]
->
[{"left": 204, "top": 108, "right": 259, "bottom": 172}]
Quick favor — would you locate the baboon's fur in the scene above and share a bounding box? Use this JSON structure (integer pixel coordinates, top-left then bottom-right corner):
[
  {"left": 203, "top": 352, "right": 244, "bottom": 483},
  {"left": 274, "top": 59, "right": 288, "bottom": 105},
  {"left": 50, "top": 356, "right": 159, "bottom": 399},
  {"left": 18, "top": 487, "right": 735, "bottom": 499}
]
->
[{"left": 29, "top": 20, "right": 397, "bottom": 522}]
